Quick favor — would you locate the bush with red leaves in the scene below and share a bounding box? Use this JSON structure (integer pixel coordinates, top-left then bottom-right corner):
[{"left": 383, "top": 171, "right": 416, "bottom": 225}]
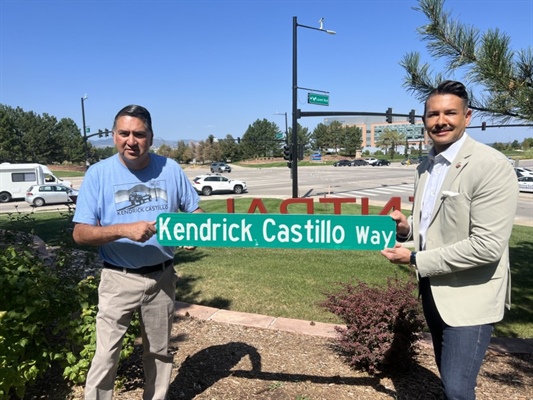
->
[{"left": 322, "top": 276, "right": 425, "bottom": 374}]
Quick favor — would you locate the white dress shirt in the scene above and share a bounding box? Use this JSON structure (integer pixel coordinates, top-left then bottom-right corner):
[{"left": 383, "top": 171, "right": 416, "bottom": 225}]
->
[{"left": 419, "top": 133, "right": 468, "bottom": 250}]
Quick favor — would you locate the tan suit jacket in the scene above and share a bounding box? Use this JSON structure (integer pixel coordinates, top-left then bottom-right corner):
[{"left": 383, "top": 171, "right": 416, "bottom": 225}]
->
[{"left": 407, "top": 135, "right": 518, "bottom": 327}]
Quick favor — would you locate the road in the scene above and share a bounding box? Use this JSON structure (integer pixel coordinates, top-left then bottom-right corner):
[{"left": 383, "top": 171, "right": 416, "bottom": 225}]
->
[{"left": 1, "top": 161, "right": 532, "bottom": 226}]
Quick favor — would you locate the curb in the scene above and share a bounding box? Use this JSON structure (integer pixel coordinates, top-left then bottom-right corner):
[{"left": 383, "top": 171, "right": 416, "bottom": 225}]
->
[
  {"left": 174, "top": 301, "right": 340, "bottom": 338},
  {"left": 174, "top": 301, "right": 533, "bottom": 355}
]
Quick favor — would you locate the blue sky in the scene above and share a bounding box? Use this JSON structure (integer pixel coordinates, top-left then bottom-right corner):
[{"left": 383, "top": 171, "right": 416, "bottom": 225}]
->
[{"left": 1, "top": 0, "right": 532, "bottom": 145}]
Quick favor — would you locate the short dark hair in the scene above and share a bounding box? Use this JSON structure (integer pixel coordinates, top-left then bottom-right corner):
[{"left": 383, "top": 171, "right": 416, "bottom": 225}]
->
[
  {"left": 425, "top": 80, "right": 469, "bottom": 113},
  {"left": 113, "top": 105, "right": 153, "bottom": 135}
]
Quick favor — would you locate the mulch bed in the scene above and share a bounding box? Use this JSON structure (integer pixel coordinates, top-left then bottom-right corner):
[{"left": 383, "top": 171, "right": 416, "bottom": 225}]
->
[{"left": 30, "top": 316, "right": 532, "bottom": 400}]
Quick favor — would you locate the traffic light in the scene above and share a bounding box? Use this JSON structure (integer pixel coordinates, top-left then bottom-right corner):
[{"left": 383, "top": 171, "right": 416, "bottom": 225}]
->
[
  {"left": 481, "top": 122, "right": 487, "bottom": 131},
  {"left": 386, "top": 107, "right": 393, "bottom": 123},
  {"left": 408, "top": 109, "right": 416, "bottom": 124},
  {"left": 298, "top": 144, "right": 304, "bottom": 161},
  {"left": 98, "top": 129, "right": 111, "bottom": 137},
  {"left": 237, "top": 137, "right": 241, "bottom": 144},
  {"left": 287, "top": 161, "right": 292, "bottom": 169},
  {"left": 283, "top": 144, "right": 292, "bottom": 161}
]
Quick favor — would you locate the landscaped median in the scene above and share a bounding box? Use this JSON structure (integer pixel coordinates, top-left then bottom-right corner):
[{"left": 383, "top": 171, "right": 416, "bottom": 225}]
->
[{"left": 1, "top": 198, "right": 532, "bottom": 338}]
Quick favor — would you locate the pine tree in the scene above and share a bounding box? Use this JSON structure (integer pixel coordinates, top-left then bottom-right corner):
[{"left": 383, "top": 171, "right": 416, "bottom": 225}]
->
[{"left": 401, "top": 0, "right": 533, "bottom": 123}]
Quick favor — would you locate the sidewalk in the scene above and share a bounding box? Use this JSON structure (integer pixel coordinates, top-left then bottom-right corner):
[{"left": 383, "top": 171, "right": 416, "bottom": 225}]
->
[{"left": 174, "top": 301, "right": 533, "bottom": 355}]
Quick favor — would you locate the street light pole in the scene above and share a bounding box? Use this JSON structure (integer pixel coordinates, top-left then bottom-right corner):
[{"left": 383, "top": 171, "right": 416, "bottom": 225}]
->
[
  {"left": 81, "top": 95, "right": 89, "bottom": 168},
  {"left": 292, "top": 16, "right": 335, "bottom": 198},
  {"left": 292, "top": 16, "right": 298, "bottom": 198},
  {"left": 283, "top": 112, "right": 288, "bottom": 138}
]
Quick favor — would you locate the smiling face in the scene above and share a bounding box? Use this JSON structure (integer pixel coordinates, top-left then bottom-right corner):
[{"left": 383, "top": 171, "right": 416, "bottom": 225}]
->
[
  {"left": 113, "top": 115, "right": 153, "bottom": 170},
  {"left": 423, "top": 93, "right": 472, "bottom": 154}
]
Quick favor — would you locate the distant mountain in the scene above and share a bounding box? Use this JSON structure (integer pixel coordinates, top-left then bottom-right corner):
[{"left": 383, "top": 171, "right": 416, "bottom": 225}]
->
[
  {"left": 89, "top": 138, "right": 193, "bottom": 148},
  {"left": 88, "top": 138, "right": 114, "bottom": 148}
]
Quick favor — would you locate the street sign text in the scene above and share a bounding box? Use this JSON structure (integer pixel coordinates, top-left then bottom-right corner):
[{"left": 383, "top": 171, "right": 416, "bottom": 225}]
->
[
  {"left": 157, "top": 213, "right": 395, "bottom": 250},
  {"left": 308, "top": 93, "right": 329, "bottom": 106}
]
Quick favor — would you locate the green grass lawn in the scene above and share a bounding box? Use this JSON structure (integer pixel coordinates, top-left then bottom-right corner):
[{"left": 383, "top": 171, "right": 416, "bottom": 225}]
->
[
  {"left": 49, "top": 169, "right": 86, "bottom": 178},
  {"left": 1, "top": 199, "right": 531, "bottom": 338}
]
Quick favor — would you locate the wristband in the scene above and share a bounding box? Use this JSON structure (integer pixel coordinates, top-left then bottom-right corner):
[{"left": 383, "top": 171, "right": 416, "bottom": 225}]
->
[{"left": 409, "top": 251, "right": 417, "bottom": 268}]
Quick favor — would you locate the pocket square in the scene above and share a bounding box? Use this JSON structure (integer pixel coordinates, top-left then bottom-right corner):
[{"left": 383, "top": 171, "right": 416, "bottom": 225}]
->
[{"left": 442, "top": 190, "right": 460, "bottom": 198}]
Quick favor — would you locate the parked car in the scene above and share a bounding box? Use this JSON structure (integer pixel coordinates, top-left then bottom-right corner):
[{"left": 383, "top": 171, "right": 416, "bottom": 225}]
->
[
  {"left": 515, "top": 167, "right": 533, "bottom": 178},
  {"left": 192, "top": 174, "right": 247, "bottom": 196},
  {"left": 210, "top": 162, "right": 232, "bottom": 173},
  {"left": 518, "top": 176, "right": 533, "bottom": 193},
  {"left": 333, "top": 159, "right": 353, "bottom": 167},
  {"left": 401, "top": 157, "right": 420, "bottom": 165},
  {"left": 25, "top": 184, "right": 79, "bottom": 207},
  {"left": 373, "top": 159, "right": 390, "bottom": 166},
  {"left": 365, "top": 157, "right": 378, "bottom": 165},
  {"left": 352, "top": 159, "right": 369, "bottom": 166}
]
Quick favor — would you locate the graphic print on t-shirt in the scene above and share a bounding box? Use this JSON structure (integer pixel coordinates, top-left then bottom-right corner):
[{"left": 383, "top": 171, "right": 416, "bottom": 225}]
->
[{"left": 113, "top": 180, "right": 169, "bottom": 214}]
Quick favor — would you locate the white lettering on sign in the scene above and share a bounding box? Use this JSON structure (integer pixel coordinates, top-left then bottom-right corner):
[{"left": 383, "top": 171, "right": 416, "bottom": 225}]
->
[
  {"left": 263, "top": 218, "right": 303, "bottom": 243},
  {"left": 263, "top": 218, "right": 345, "bottom": 244},
  {"left": 162, "top": 217, "right": 254, "bottom": 243},
  {"left": 158, "top": 215, "right": 395, "bottom": 249},
  {"left": 355, "top": 226, "right": 394, "bottom": 248},
  {"left": 159, "top": 216, "right": 171, "bottom": 240}
]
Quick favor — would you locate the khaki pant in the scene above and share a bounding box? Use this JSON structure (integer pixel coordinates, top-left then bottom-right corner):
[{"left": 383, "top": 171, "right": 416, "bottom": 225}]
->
[{"left": 84, "top": 265, "right": 177, "bottom": 400}]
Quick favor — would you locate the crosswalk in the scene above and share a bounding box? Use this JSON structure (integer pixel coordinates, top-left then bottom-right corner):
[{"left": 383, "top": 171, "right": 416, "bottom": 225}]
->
[{"left": 315, "top": 183, "right": 414, "bottom": 198}]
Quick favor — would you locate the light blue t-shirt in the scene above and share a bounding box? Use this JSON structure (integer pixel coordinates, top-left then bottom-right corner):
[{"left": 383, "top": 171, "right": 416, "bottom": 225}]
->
[{"left": 73, "top": 153, "right": 200, "bottom": 268}]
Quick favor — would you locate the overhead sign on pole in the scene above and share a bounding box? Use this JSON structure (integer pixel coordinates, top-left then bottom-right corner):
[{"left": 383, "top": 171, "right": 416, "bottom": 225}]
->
[
  {"left": 308, "top": 93, "right": 329, "bottom": 106},
  {"left": 156, "top": 213, "right": 395, "bottom": 250}
]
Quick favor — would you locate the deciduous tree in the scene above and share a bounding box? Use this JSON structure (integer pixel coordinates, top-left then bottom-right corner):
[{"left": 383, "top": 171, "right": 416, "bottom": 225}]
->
[{"left": 241, "top": 119, "right": 279, "bottom": 158}]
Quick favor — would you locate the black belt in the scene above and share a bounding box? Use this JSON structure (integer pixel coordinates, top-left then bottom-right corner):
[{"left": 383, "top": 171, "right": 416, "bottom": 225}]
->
[{"left": 103, "top": 259, "right": 173, "bottom": 275}]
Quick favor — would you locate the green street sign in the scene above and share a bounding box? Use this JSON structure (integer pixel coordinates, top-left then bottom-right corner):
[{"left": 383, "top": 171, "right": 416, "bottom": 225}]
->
[
  {"left": 275, "top": 132, "right": 284, "bottom": 140},
  {"left": 86, "top": 126, "right": 90, "bottom": 133},
  {"left": 156, "top": 213, "right": 396, "bottom": 250},
  {"left": 308, "top": 93, "right": 329, "bottom": 106}
]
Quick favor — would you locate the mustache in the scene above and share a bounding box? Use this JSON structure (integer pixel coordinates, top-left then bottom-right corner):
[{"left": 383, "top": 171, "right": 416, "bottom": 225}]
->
[{"left": 430, "top": 126, "right": 453, "bottom": 133}]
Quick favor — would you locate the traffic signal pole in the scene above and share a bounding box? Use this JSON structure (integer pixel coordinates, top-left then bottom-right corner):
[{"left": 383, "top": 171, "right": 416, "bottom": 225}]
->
[{"left": 291, "top": 17, "right": 299, "bottom": 198}]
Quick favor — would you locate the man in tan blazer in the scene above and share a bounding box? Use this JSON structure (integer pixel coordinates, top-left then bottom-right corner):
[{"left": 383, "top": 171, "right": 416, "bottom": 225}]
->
[{"left": 381, "top": 80, "right": 518, "bottom": 400}]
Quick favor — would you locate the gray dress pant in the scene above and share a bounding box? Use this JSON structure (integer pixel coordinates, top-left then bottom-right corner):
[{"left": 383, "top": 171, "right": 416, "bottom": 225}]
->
[{"left": 84, "top": 265, "right": 176, "bottom": 400}]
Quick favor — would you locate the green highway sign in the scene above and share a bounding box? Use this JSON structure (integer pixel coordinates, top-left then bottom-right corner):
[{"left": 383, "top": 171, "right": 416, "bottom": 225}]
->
[
  {"left": 156, "top": 213, "right": 396, "bottom": 250},
  {"left": 308, "top": 93, "right": 329, "bottom": 106},
  {"left": 275, "top": 132, "right": 284, "bottom": 140}
]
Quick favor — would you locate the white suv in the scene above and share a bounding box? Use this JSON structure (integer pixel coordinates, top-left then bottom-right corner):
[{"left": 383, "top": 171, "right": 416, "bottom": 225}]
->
[
  {"left": 365, "top": 157, "right": 378, "bottom": 166},
  {"left": 192, "top": 174, "right": 247, "bottom": 196}
]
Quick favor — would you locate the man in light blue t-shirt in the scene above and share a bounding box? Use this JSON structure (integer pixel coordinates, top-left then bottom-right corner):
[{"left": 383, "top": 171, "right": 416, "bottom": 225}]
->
[{"left": 73, "top": 104, "right": 203, "bottom": 400}]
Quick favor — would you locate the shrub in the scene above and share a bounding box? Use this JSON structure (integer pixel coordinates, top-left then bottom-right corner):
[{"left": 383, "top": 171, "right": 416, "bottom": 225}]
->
[
  {"left": 0, "top": 241, "right": 77, "bottom": 398},
  {"left": 322, "top": 276, "right": 425, "bottom": 374},
  {"left": 0, "top": 214, "right": 140, "bottom": 398}
]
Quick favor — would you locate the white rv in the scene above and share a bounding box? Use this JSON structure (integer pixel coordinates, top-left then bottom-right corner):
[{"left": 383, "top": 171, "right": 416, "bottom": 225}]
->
[{"left": 0, "top": 163, "right": 72, "bottom": 203}]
